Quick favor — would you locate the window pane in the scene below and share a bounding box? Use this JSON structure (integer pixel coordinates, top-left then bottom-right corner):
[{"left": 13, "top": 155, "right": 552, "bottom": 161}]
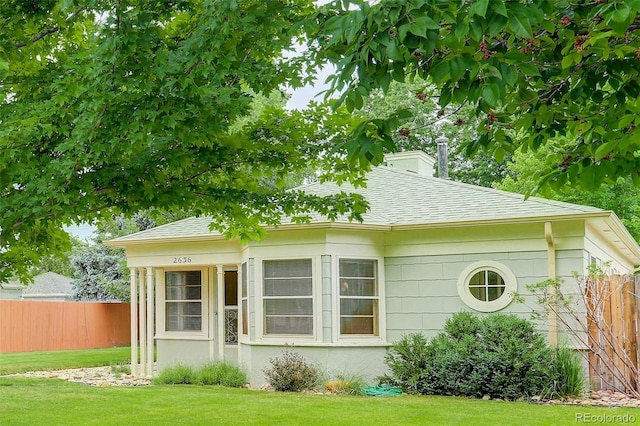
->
[
  {"left": 340, "top": 299, "right": 374, "bottom": 316},
  {"left": 166, "top": 271, "right": 201, "bottom": 286},
  {"left": 341, "top": 317, "right": 374, "bottom": 335},
  {"left": 225, "top": 271, "right": 238, "bottom": 306},
  {"left": 340, "top": 278, "right": 376, "bottom": 296},
  {"left": 241, "top": 263, "right": 248, "bottom": 298},
  {"left": 469, "top": 271, "right": 485, "bottom": 286},
  {"left": 264, "top": 278, "right": 312, "bottom": 296},
  {"left": 469, "top": 285, "right": 486, "bottom": 301},
  {"left": 265, "top": 299, "right": 312, "bottom": 315},
  {"left": 339, "top": 259, "right": 375, "bottom": 278},
  {"left": 241, "top": 300, "right": 248, "bottom": 335},
  {"left": 487, "top": 286, "right": 505, "bottom": 301},
  {"left": 264, "top": 259, "right": 312, "bottom": 279},
  {"left": 487, "top": 271, "right": 504, "bottom": 286},
  {"left": 265, "top": 316, "right": 313, "bottom": 335}
]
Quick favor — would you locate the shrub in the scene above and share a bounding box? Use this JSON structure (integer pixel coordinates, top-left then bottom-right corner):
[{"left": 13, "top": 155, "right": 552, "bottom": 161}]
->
[
  {"left": 153, "top": 364, "right": 196, "bottom": 385},
  {"left": 383, "top": 312, "right": 557, "bottom": 399},
  {"left": 323, "top": 372, "right": 367, "bottom": 395},
  {"left": 545, "top": 346, "right": 586, "bottom": 399},
  {"left": 196, "top": 361, "right": 247, "bottom": 388},
  {"left": 263, "top": 349, "right": 319, "bottom": 392}
]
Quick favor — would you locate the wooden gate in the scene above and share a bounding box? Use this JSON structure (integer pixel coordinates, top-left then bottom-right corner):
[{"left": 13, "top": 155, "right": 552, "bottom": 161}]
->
[{"left": 587, "top": 274, "right": 639, "bottom": 394}]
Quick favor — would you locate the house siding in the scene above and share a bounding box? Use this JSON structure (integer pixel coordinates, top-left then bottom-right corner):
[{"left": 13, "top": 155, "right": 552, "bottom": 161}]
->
[
  {"left": 384, "top": 250, "right": 552, "bottom": 342},
  {"left": 239, "top": 344, "right": 388, "bottom": 386}
]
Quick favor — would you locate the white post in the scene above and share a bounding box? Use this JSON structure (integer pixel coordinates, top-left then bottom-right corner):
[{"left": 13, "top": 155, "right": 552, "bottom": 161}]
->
[
  {"left": 236, "top": 263, "right": 243, "bottom": 364},
  {"left": 130, "top": 268, "right": 138, "bottom": 377},
  {"left": 217, "top": 265, "right": 225, "bottom": 360},
  {"left": 139, "top": 269, "right": 147, "bottom": 376},
  {"left": 146, "top": 267, "right": 154, "bottom": 377}
]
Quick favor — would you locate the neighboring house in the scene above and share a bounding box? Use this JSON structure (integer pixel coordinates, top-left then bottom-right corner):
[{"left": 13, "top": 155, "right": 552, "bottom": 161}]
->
[
  {"left": 0, "top": 282, "right": 25, "bottom": 300},
  {"left": 20, "top": 272, "right": 75, "bottom": 301},
  {"left": 106, "top": 151, "right": 640, "bottom": 385}
]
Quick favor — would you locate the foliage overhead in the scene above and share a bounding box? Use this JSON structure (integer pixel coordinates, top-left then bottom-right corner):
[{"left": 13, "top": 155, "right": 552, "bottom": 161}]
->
[
  {"left": 498, "top": 139, "right": 640, "bottom": 242},
  {"left": 307, "top": 0, "right": 640, "bottom": 191},
  {"left": 0, "top": 0, "right": 368, "bottom": 283},
  {"left": 358, "top": 78, "right": 512, "bottom": 187}
]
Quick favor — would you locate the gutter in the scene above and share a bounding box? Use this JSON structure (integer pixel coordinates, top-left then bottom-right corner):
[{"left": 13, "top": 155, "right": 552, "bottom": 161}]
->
[{"left": 545, "top": 221, "right": 558, "bottom": 348}]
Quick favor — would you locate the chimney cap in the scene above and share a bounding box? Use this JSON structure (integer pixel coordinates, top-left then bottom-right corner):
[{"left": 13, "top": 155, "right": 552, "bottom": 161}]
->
[{"left": 436, "top": 136, "right": 449, "bottom": 144}]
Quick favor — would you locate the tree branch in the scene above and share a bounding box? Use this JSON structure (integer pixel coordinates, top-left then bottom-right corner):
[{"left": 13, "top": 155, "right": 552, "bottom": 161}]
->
[{"left": 14, "top": 7, "right": 85, "bottom": 49}]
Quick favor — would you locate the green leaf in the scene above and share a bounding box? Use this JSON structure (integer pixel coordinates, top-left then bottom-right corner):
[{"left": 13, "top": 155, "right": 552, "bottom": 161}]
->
[
  {"left": 519, "top": 63, "right": 541, "bottom": 77},
  {"left": 489, "top": 0, "right": 508, "bottom": 17},
  {"left": 509, "top": 11, "right": 533, "bottom": 38},
  {"left": 482, "top": 83, "right": 501, "bottom": 107},
  {"left": 469, "top": 0, "right": 489, "bottom": 18},
  {"left": 409, "top": 16, "right": 440, "bottom": 36}
]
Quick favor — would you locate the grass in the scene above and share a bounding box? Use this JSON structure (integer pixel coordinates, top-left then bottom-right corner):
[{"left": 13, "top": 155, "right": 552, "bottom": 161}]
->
[
  {"left": 0, "top": 346, "right": 130, "bottom": 375},
  {"left": 0, "top": 347, "right": 638, "bottom": 425},
  {"left": 0, "top": 377, "right": 638, "bottom": 426}
]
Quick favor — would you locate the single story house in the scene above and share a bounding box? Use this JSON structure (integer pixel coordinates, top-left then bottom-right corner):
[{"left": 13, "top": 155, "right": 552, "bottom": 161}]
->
[
  {"left": 106, "top": 151, "right": 640, "bottom": 385},
  {"left": 1, "top": 272, "right": 74, "bottom": 301},
  {"left": 21, "top": 272, "right": 75, "bottom": 301}
]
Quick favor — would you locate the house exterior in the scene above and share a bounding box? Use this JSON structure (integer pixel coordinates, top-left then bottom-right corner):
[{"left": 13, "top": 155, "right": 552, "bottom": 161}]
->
[
  {"left": 106, "top": 151, "right": 640, "bottom": 385},
  {"left": 20, "top": 272, "right": 74, "bottom": 301},
  {"left": 0, "top": 282, "right": 25, "bottom": 300},
  {"left": 1, "top": 272, "right": 75, "bottom": 301}
]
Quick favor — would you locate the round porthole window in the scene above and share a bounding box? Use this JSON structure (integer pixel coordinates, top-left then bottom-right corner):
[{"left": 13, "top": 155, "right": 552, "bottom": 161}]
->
[{"left": 457, "top": 261, "right": 517, "bottom": 312}]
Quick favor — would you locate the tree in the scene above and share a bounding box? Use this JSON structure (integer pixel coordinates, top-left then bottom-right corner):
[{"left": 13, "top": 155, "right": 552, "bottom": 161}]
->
[
  {"left": 358, "top": 78, "right": 512, "bottom": 187},
  {"left": 70, "top": 243, "right": 129, "bottom": 301},
  {"left": 307, "top": 0, "right": 640, "bottom": 191},
  {"left": 30, "top": 234, "right": 87, "bottom": 278},
  {"left": 498, "top": 138, "right": 640, "bottom": 242},
  {"left": 0, "top": 1, "right": 367, "bottom": 282}
]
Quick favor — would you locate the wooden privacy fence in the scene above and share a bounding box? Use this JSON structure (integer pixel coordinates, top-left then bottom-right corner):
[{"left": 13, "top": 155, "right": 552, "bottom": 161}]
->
[
  {"left": 0, "top": 300, "right": 130, "bottom": 353},
  {"left": 587, "top": 274, "right": 640, "bottom": 394}
]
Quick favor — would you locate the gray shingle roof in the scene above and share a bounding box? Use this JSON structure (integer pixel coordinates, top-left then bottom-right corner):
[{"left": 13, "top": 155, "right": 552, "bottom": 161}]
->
[
  {"left": 108, "top": 164, "right": 606, "bottom": 244},
  {"left": 19, "top": 272, "right": 74, "bottom": 296}
]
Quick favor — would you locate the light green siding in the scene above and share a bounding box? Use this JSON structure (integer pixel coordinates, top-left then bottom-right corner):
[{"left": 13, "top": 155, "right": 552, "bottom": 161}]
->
[
  {"left": 384, "top": 250, "right": 567, "bottom": 343},
  {"left": 239, "top": 344, "right": 388, "bottom": 387}
]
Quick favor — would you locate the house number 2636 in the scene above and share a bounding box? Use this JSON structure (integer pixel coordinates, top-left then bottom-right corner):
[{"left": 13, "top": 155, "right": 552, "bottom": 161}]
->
[{"left": 173, "top": 256, "right": 192, "bottom": 264}]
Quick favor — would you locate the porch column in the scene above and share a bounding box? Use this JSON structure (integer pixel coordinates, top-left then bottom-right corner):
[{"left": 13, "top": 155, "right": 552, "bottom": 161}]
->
[
  {"left": 217, "top": 264, "right": 225, "bottom": 360},
  {"left": 237, "top": 263, "right": 243, "bottom": 364},
  {"left": 139, "top": 268, "right": 147, "bottom": 376},
  {"left": 130, "top": 268, "right": 138, "bottom": 377},
  {"left": 146, "top": 267, "right": 155, "bottom": 377}
]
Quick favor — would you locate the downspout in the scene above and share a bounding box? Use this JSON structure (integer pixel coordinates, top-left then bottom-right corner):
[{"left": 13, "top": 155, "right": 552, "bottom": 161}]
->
[{"left": 545, "top": 222, "right": 558, "bottom": 348}]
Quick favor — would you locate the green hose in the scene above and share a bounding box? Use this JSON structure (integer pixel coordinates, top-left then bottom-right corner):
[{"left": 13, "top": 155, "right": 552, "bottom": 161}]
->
[{"left": 363, "top": 384, "right": 403, "bottom": 397}]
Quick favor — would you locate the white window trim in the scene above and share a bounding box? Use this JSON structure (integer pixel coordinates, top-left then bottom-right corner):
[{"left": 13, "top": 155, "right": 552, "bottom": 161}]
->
[
  {"left": 333, "top": 256, "right": 386, "bottom": 342},
  {"left": 255, "top": 257, "right": 321, "bottom": 343},
  {"left": 156, "top": 267, "right": 209, "bottom": 339},
  {"left": 457, "top": 261, "right": 517, "bottom": 312}
]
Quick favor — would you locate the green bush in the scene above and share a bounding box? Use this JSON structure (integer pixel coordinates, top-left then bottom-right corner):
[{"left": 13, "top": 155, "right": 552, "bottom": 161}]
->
[
  {"left": 263, "top": 349, "right": 319, "bottom": 392},
  {"left": 153, "top": 364, "right": 196, "bottom": 385},
  {"left": 196, "top": 362, "right": 247, "bottom": 388},
  {"left": 383, "top": 312, "right": 557, "bottom": 399}
]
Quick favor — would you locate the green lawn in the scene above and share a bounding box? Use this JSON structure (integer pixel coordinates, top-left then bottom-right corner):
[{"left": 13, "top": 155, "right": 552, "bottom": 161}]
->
[
  {"left": 0, "top": 347, "right": 638, "bottom": 425},
  {"left": 0, "top": 346, "right": 130, "bottom": 375}
]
